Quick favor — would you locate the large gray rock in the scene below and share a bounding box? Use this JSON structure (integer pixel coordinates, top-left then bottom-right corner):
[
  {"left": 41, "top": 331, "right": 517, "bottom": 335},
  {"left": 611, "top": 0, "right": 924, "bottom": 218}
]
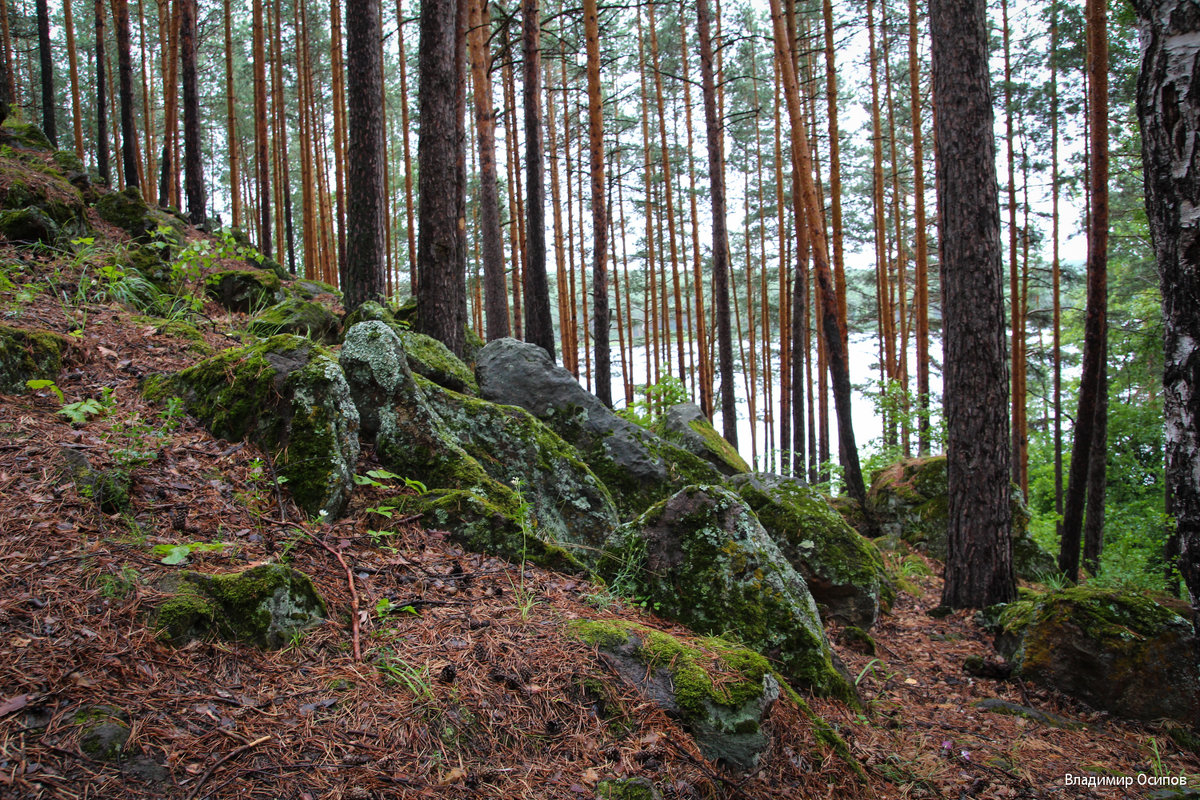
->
[
  {"left": 607, "top": 485, "right": 854, "bottom": 701},
  {"left": 338, "top": 322, "right": 587, "bottom": 571},
  {"left": 660, "top": 403, "right": 749, "bottom": 475},
  {"left": 983, "top": 587, "right": 1199, "bottom": 724},
  {"left": 422, "top": 378, "right": 619, "bottom": 561},
  {"left": 730, "top": 473, "right": 890, "bottom": 628},
  {"left": 569, "top": 619, "right": 781, "bottom": 770},
  {"left": 476, "top": 338, "right": 721, "bottom": 517},
  {"left": 144, "top": 335, "right": 359, "bottom": 518}
]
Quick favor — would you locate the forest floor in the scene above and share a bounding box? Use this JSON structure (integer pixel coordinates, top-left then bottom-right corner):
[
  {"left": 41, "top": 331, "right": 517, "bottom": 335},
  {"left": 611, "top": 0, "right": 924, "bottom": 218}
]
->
[{"left": 1, "top": 231, "right": 1198, "bottom": 799}]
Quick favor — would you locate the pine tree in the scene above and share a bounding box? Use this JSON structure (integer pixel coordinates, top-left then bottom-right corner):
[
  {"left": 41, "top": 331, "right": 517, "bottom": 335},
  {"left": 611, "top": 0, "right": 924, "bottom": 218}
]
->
[{"left": 931, "top": 0, "right": 1015, "bottom": 608}]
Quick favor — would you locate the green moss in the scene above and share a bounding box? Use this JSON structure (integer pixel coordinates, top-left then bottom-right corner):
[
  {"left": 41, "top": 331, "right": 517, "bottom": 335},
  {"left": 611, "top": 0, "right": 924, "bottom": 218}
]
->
[
  {"left": 130, "top": 315, "right": 212, "bottom": 354},
  {"left": 616, "top": 487, "right": 854, "bottom": 702},
  {"left": 52, "top": 150, "right": 84, "bottom": 174},
  {"left": 156, "top": 565, "right": 326, "bottom": 648},
  {"left": 148, "top": 335, "right": 358, "bottom": 517},
  {"left": 0, "top": 323, "right": 69, "bottom": 392},
  {"left": 566, "top": 619, "right": 773, "bottom": 724},
  {"left": 995, "top": 587, "right": 1185, "bottom": 643},
  {"left": 394, "top": 487, "right": 586, "bottom": 573},
  {"left": 399, "top": 328, "right": 478, "bottom": 394},
  {"left": 341, "top": 299, "right": 397, "bottom": 333},
  {"left": 838, "top": 626, "right": 876, "bottom": 655},
  {"left": 0, "top": 206, "right": 57, "bottom": 244},
  {"left": 75, "top": 706, "right": 131, "bottom": 761},
  {"left": 247, "top": 298, "right": 340, "bottom": 344},
  {"left": 732, "top": 474, "right": 887, "bottom": 627},
  {"left": 418, "top": 376, "right": 618, "bottom": 561},
  {"left": 96, "top": 186, "right": 151, "bottom": 237},
  {"left": 595, "top": 778, "right": 659, "bottom": 800},
  {"left": 204, "top": 268, "right": 284, "bottom": 313},
  {"left": 154, "top": 581, "right": 218, "bottom": 642},
  {"left": 291, "top": 278, "right": 342, "bottom": 301},
  {"left": 0, "top": 118, "right": 53, "bottom": 150},
  {"left": 685, "top": 417, "right": 750, "bottom": 473}
]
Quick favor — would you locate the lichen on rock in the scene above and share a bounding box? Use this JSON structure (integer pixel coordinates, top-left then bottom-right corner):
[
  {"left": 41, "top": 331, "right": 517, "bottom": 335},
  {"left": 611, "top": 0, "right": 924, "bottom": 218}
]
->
[
  {"left": 421, "top": 376, "right": 619, "bottom": 563},
  {"left": 476, "top": 338, "right": 722, "bottom": 518},
  {"left": 606, "top": 485, "right": 854, "bottom": 702},
  {"left": 982, "top": 586, "right": 1199, "bottom": 723},
  {"left": 74, "top": 705, "right": 131, "bottom": 761},
  {"left": 146, "top": 334, "right": 359, "bottom": 517},
  {"left": 658, "top": 403, "right": 749, "bottom": 476},
  {"left": 730, "top": 472, "right": 889, "bottom": 628},
  {"left": 340, "top": 321, "right": 586, "bottom": 571},
  {"left": 154, "top": 564, "right": 326, "bottom": 648},
  {"left": 568, "top": 618, "right": 782, "bottom": 770}
]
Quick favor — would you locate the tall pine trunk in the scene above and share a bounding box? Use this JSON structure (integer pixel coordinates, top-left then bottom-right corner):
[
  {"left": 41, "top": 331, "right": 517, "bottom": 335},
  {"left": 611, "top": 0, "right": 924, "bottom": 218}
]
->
[
  {"left": 1059, "top": 0, "right": 1108, "bottom": 582},
  {"left": 36, "top": 0, "right": 55, "bottom": 146},
  {"left": 114, "top": 0, "right": 139, "bottom": 189},
  {"left": 522, "top": 0, "right": 555, "bottom": 360},
  {"left": 417, "top": 0, "right": 466, "bottom": 356},
  {"left": 696, "top": 0, "right": 737, "bottom": 447},
  {"left": 94, "top": 0, "right": 109, "bottom": 183},
  {"left": 179, "top": 0, "right": 204, "bottom": 225},
  {"left": 583, "top": 0, "right": 609, "bottom": 406},
  {"left": 931, "top": 0, "right": 1014, "bottom": 608},
  {"left": 467, "top": 0, "right": 508, "bottom": 340},
  {"left": 343, "top": 0, "right": 387, "bottom": 311}
]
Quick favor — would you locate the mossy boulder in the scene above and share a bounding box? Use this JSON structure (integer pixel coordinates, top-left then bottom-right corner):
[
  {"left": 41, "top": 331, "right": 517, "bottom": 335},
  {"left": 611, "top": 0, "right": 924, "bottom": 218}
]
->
[
  {"left": 154, "top": 564, "right": 326, "bottom": 648},
  {"left": 422, "top": 377, "right": 619, "bottom": 562},
  {"left": 96, "top": 186, "right": 153, "bottom": 238},
  {"left": 0, "top": 206, "right": 58, "bottom": 244},
  {"left": 393, "top": 487, "right": 584, "bottom": 573},
  {"left": 595, "top": 777, "right": 662, "bottom": 800},
  {"left": 290, "top": 278, "right": 342, "bottom": 302},
  {"left": 0, "top": 118, "right": 53, "bottom": 151},
  {"left": 341, "top": 299, "right": 396, "bottom": 332},
  {"left": 60, "top": 447, "right": 131, "bottom": 514},
  {"left": 730, "top": 472, "right": 889, "bottom": 628},
  {"left": 865, "top": 456, "right": 1054, "bottom": 580},
  {"left": 401, "top": 329, "right": 478, "bottom": 394},
  {"left": 607, "top": 485, "right": 854, "bottom": 701},
  {"left": 339, "top": 321, "right": 481, "bottom": 487},
  {"left": 339, "top": 321, "right": 586, "bottom": 571},
  {"left": 146, "top": 335, "right": 360, "bottom": 517},
  {"left": 476, "top": 338, "right": 722, "bottom": 517},
  {"left": 247, "top": 298, "right": 341, "bottom": 344},
  {"left": 659, "top": 403, "right": 749, "bottom": 475},
  {"left": 0, "top": 323, "right": 69, "bottom": 392},
  {"left": 74, "top": 705, "right": 131, "bottom": 761},
  {"left": 569, "top": 619, "right": 782, "bottom": 770},
  {"left": 984, "top": 587, "right": 1199, "bottom": 723},
  {"left": 204, "top": 268, "right": 284, "bottom": 313}
]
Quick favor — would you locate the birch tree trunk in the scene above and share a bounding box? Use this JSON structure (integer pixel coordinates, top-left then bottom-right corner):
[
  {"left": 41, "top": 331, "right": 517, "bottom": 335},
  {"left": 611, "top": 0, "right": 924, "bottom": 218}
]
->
[{"left": 1135, "top": 0, "right": 1200, "bottom": 631}]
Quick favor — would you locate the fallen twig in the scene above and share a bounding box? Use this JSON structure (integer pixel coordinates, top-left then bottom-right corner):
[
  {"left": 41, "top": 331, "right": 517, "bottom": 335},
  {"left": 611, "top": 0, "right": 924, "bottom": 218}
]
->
[
  {"left": 184, "top": 735, "right": 271, "bottom": 800},
  {"left": 304, "top": 527, "right": 362, "bottom": 662}
]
